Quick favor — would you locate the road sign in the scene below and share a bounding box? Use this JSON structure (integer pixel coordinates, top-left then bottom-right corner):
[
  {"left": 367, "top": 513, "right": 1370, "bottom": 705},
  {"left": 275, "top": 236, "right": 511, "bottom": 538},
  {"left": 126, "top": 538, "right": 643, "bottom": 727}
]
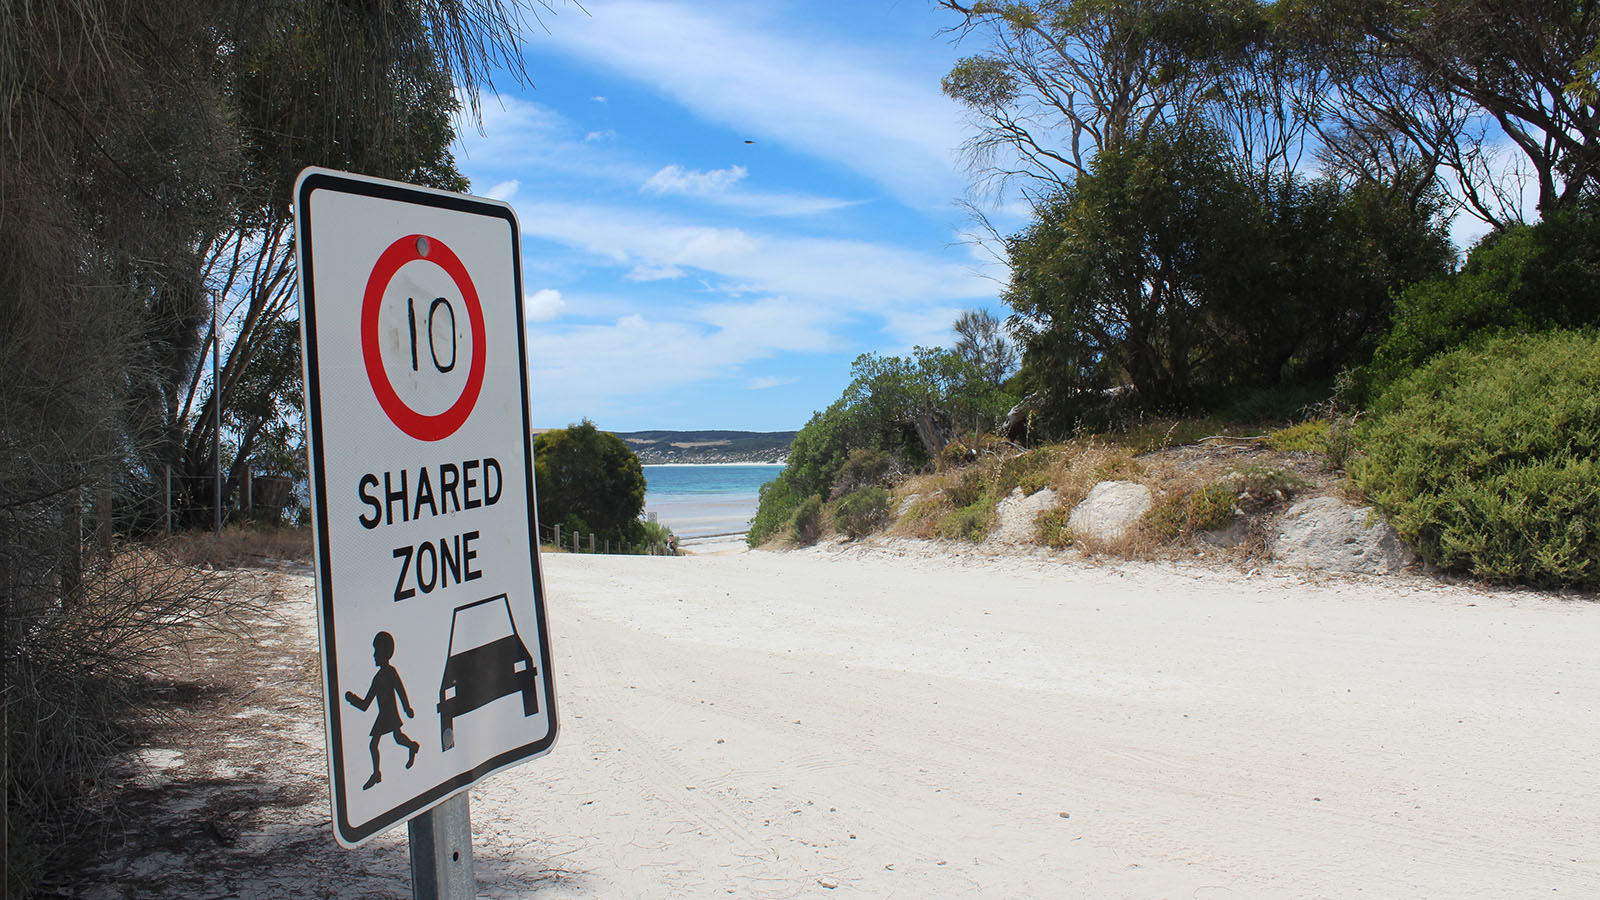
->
[{"left": 292, "top": 168, "right": 557, "bottom": 848}]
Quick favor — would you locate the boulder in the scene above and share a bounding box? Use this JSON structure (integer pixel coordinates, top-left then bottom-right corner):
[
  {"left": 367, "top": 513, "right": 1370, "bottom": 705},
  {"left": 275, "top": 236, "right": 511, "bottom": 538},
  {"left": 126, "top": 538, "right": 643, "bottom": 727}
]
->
[
  {"left": 1067, "top": 481, "right": 1152, "bottom": 541},
  {"left": 987, "top": 486, "right": 1060, "bottom": 545},
  {"left": 1272, "top": 496, "right": 1414, "bottom": 574}
]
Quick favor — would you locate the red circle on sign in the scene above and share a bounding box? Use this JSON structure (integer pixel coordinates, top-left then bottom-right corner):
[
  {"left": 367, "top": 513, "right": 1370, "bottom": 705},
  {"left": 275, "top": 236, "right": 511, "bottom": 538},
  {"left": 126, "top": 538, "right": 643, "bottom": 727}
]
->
[{"left": 360, "top": 234, "right": 487, "bottom": 441}]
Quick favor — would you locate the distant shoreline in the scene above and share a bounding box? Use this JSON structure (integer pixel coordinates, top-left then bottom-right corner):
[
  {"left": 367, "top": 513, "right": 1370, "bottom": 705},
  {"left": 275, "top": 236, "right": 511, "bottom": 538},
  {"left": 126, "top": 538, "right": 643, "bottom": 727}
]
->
[{"left": 642, "top": 461, "right": 787, "bottom": 468}]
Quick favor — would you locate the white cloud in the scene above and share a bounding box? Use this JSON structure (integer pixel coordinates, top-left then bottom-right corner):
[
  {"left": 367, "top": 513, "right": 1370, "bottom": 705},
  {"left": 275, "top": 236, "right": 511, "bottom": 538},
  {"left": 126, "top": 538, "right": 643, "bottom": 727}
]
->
[
  {"left": 591, "top": 95, "right": 608, "bottom": 103},
  {"left": 508, "top": 199, "right": 992, "bottom": 315},
  {"left": 524, "top": 288, "right": 567, "bottom": 322},
  {"left": 535, "top": 1, "right": 967, "bottom": 209},
  {"left": 584, "top": 129, "right": 617, "bottom": 142},
  {"left": 643, "top": 164, "right": 749, "bottom": 197},
  {"left": 625, "top": 264, "right": 686, "bottom": 282},
  {"left": 457, "top": 95, "right": 648, "bottom": 184},
  {"left": 524, "top": 298, "right": 838, "bottom": 411},
  {"left": 642, "top": 163, "right": 859, "bottom": 217},
  {"left": 484, "top": 179, "right": 519, "bottom": 201},
  {"left": 747, "top": 375, "right": 796, "bottom": 390}
]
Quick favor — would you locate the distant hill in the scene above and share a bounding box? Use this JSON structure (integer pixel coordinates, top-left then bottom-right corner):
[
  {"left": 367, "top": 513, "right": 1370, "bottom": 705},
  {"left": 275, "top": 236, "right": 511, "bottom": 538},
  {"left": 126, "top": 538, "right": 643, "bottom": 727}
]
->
[{"left": 613, "top": 430, "right": 795, "bottom": 464}]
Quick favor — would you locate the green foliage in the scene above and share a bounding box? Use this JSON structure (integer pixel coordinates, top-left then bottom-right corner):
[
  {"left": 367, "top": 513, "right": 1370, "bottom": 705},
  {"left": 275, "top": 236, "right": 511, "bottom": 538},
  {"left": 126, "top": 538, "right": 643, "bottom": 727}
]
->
[
  {"left": 1357, "top": 210, "right": 1600, "bottom": 402},
  {"left": 1148, "top": 484, "right": 1238, "bottom": 538},
  {"left": 748, "top": 344, "right": 1017, "bottom": 541},
  {"left": 789, "top": 495, "right": 825, "bottom": 546},
  {"left": 1226, "top": 465, "right": 1309, "bottom": 512},
  {"left": 534, "top": 421, "right": 648, "bottom": 546},
  {"left": 1353, "top": 331, "right": 1600, "bottom": 588},
  {"left": 943, "top": 469, "right": 987, "bottom": 509},
  {"left": 1005, "top": 125, "right": 1448, "bottom": 435},
  {"left": 939, "top": 500, "right": 994, "bottom": 542},
  {"left": 952, "top": 308, "right": 1018, "bottom": 387},
  {"left": 1036, "top": 506, "right": 1075, "bottom": 549},
  {"left": 834, "top": 448, "right": 893, "bottom": 497},
  {"left": 834, "top": 487, "right": 892, "bottom": 539},
  {"left": 748, "top": 477, "right": 806, "bottom": 548},
  {"left": 996, "top": 449, "right": 1053, "bottom": 497},
  {"left": 635, "top": 519, "right": 679, "bottom": 555},
  {"left": 1266, "top": 420, "right": 1330, "bottom": 454}
]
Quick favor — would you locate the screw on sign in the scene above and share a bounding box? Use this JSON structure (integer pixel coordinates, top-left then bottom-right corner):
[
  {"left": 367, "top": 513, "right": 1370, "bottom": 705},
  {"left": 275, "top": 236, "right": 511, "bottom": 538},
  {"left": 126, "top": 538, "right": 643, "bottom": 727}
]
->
[{"left": 361, "top": 233, "right": 487, "bottom": 442}]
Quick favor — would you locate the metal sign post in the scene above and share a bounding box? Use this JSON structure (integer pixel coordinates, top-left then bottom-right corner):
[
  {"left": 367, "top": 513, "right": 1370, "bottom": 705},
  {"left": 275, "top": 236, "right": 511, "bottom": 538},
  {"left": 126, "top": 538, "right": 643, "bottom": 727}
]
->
[
  {"left": 408, "top": 793, "right": 475, "bottom": 900},
  {"left": 292, "top": 168, "right": 558, "bottom": 878}
]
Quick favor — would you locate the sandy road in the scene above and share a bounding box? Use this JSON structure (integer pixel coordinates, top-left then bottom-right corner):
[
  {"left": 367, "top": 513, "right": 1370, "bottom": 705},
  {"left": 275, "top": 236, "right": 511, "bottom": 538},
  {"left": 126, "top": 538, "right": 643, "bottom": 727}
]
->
[
  {"left": 462, "top": 546, "right": 1600, "bottom": 899},
  {"left": 75, "top": 545, "right": 1600, "bottom": 899}
]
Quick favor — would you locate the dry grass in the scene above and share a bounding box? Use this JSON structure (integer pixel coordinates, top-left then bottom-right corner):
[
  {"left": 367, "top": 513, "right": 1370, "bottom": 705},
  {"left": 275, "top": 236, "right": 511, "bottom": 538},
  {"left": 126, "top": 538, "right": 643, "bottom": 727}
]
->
[
  {"left": 881, "top": 432, "right": 1328, "bottom": 564},
  {"left": 161, "top": 524, "right": 313, "bottom": 569}
]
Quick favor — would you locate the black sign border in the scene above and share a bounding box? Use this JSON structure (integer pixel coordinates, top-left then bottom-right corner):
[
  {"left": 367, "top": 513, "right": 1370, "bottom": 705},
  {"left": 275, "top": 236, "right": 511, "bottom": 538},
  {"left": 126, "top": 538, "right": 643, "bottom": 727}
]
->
[{"left": 295, "top": 168, "right": 557, "bottom": 847}]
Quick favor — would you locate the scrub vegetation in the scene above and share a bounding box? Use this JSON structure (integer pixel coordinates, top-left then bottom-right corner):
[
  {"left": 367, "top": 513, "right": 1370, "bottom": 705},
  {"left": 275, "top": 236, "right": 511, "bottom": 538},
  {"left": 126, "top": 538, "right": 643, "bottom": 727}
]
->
[{"left": 754, "top": 1, "right": 1600, "bottom": 597}]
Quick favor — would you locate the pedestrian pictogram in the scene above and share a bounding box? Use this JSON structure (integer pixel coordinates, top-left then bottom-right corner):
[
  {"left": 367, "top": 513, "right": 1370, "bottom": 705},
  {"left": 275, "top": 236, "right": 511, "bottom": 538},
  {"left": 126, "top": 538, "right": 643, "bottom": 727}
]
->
[
  {"left": 293, "top": 168, "right": 557, "bottom": 849},
  {"left": 346, "top": 631, "right": 422, "bottom": 790}
]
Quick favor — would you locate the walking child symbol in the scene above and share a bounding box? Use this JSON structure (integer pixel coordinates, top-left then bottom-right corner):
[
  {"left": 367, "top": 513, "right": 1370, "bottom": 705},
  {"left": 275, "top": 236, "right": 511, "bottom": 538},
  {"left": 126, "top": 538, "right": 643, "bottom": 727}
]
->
[{"left": 344, "top": 631, "right": 421, "bottom": 790}]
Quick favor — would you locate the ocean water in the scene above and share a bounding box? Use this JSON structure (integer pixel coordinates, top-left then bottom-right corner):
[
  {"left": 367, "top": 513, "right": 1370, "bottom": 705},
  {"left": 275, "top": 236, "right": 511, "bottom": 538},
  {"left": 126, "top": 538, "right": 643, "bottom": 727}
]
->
[{"left": 642, "top": 464, "right": 784, "bottom": 545}]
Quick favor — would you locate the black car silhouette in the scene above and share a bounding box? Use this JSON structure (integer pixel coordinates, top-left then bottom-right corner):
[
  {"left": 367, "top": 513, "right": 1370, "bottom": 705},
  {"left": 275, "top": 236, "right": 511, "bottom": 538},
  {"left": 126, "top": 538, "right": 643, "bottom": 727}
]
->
[{"left": 437, "top": 593, "right": 539, "bottom": 751}]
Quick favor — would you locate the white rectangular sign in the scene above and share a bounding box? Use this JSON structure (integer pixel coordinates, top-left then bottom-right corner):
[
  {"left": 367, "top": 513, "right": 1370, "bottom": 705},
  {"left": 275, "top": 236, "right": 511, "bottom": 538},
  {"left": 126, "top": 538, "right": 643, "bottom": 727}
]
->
[{"left": 292, "top": 168, "right": 557, "bottom": 847}]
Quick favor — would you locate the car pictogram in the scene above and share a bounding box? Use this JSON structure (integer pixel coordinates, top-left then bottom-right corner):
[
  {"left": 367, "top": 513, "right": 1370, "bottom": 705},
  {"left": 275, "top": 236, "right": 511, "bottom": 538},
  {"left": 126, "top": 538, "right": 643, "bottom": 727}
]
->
[{"left": 437, "top": 593, "right": 539, "bottom": 751}]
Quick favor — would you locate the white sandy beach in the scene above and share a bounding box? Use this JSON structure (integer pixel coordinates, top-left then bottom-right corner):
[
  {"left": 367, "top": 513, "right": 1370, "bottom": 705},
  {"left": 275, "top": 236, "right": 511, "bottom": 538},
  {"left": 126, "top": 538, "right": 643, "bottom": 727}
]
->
[{"left": 84, "top": 543, "right": 1600, "bottom": 898}]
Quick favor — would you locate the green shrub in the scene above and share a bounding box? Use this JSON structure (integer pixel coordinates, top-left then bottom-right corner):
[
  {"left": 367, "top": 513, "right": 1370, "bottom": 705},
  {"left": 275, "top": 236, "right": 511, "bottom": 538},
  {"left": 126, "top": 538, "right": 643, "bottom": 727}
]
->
[
  {"left": 939, "top": 500, "right": 993, "bottom": 542},
  {"left": 833, "top": 448, "right": 892, "bottom": 496},
  {"left": 833, "top": 486, "right": 891, "bottom": 538},
  {"left": 1357, "top": 210, "right": 1600, "bottom": 402},
  {"left": 1353, "top": 331, "right": 1600, "bottom": 588},
  {"left": 789, "top": 495, "right": 825, "bottom": 546},
  {"left": 1036, "top": 506, "right": 1075, "bottom": 548},
  {"left": 995, "top": 449, "right": 1053, "bottom": 497},
  {"left": 1266, "top": 420, "right": 1330, "bottom": 454},
  {"left": 1147, "top": 484, "right": 1238, "bottom": 538},
  {"left": 748, "top": 476, "right": 804, "bottom": 547},
  {"left": 944, "top": 468, "right": 987, "bottom": 509},
  {"left": 1226, "top": 465, "right": 1309, "bottom": 512}
]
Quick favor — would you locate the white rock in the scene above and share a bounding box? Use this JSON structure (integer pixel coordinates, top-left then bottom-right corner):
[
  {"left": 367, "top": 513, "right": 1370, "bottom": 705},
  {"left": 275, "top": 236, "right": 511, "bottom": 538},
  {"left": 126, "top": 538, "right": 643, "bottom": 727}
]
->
[
  {"left": 1067, "top": 481, "right": 1152, "bottom": 541},
  {"left": 1272, "top": 497, "right": 1414, "bottom": 574},
  {"left": 987, "top": 486, "right": 1060, "bottom": 545}
]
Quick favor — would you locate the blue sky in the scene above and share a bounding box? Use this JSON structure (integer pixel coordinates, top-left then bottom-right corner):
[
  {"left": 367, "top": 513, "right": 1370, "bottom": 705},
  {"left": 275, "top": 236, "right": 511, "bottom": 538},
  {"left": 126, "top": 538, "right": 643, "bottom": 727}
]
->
[{"left": 451, "top": 0, "right": 1015, "bottom": 433}]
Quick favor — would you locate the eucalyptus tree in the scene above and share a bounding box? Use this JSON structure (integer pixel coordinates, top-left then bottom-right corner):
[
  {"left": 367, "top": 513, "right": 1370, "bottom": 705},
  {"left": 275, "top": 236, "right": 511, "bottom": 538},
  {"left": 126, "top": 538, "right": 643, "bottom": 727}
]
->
[
  {"left": 939, "top": 0, "right": 1280, "bottom": 205},
  {"left": 1302, "top": 0, "right": 1600, "bottom": 225}
]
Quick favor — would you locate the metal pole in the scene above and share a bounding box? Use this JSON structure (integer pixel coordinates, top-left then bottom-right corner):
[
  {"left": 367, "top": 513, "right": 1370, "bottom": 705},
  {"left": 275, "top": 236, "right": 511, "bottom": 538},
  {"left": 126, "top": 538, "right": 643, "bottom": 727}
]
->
[
  {"left": 408, "top": 793, "right": 476, "bottom": 900},
  {"left": 213, "top": 291, "right": 221, "bottom": 536}
]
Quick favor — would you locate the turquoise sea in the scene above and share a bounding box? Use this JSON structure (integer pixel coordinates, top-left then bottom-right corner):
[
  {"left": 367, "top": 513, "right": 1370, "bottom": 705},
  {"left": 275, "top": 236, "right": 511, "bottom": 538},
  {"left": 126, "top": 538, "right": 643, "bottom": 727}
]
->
[{"left": 642, "top": 464, "right": 785, "bottom": 545}]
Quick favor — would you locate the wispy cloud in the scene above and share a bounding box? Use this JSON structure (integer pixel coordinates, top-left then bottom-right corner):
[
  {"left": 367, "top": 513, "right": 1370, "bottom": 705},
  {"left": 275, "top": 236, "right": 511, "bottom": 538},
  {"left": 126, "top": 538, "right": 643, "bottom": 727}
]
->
[
  {"left": 508, "top": 199, "right": 991, "bottom": 321},
  {"left": 642, "top": 164, "right": 859, "bottom": 217},
  {"left": 485, "top": 180, "right": 519, "bottom": 201},
  {"left": 747, "top": 375, "right": 796, "bottom": 390},
  {"left": 534, "top": 0, "right": 967, "bottom": 209}
]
